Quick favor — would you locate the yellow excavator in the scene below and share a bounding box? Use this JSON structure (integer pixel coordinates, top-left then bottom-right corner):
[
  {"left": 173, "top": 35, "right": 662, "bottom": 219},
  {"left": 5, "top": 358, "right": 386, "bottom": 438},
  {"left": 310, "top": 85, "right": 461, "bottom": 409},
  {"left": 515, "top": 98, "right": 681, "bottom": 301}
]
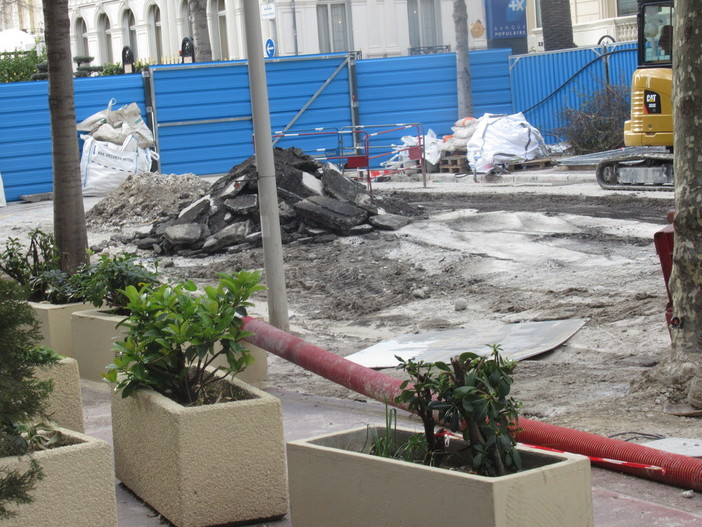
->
[{"left": 596, "top": 0, "right": 674, "bottom": 190}]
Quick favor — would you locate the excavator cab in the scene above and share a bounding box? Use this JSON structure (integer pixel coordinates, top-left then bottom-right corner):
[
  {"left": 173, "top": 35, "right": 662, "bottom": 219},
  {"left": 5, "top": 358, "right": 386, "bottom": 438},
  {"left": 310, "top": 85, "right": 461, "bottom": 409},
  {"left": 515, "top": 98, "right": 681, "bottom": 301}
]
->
[
  {"left": 597, "top": 0, "right": 675, "bottom": 190},
  {"left": 623, "top": 0, "right": 674, "bottom": 148}
]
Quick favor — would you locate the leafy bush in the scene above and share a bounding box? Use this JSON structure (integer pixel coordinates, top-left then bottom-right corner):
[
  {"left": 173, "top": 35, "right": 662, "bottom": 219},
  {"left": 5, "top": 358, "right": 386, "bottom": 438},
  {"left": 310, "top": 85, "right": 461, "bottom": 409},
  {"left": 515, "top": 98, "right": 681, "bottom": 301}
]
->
[
  {"left": 0, "top": 230, "right": 80, "bottom": 303},
  {"left": 557, "top": 83, "right": 630, "bottom": 155},
  {"left": 105, "top": 271, "right": 265, "bottom": 406},
  {"left": 0, "top": 279, "right": 59, "bottom": 519},
  {"left": 395, "top": 345, "right": 522, "bottom": 477},
  {"left": 72, "top": 253, "right": 160, "bottom": 313},
  {"left": 0, "top": 49, "right": 46, "bottom": 83},
  {"left": 99, "top": 63, "right": 123, "bottom": 76}
]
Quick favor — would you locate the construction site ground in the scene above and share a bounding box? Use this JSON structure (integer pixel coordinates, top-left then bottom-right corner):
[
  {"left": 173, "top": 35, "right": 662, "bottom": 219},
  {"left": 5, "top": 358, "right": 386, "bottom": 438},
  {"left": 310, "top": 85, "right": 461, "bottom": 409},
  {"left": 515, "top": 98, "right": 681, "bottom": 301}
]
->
[{"left": 1, "top": 164, "right": 701, "bottom": 525}]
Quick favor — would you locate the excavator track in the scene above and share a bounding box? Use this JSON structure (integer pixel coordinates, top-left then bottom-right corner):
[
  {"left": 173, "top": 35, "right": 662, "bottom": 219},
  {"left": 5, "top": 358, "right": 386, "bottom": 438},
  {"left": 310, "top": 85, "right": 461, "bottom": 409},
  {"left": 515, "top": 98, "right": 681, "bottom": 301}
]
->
[{"left": 596, "top": 152, "right": 674, "bottom": 191}]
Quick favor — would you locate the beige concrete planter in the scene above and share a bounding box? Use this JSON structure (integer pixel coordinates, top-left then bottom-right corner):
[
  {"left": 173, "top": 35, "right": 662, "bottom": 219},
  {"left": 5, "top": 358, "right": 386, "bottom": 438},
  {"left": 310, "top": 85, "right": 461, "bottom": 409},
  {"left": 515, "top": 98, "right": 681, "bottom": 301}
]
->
[
  {"left": 0, "top": 428, "right": 118, "bottom": 527},
  {"left": 70, "top": 309, "right": 268, "bottom": 385},
  {"left": 29, "top": 301, "right": 93, "bottom": 357},
  {"left": 288, "top": 426, "right": 594, "bottom": 527},
  {"left": 111, "top": 376, "right": 288, "bottom": 527},
  {"left": 34, "top": 357, "right": 84, "bottom": 432},
  {"left": 70, "top": 308, "right": 126, "bottom": 382}
]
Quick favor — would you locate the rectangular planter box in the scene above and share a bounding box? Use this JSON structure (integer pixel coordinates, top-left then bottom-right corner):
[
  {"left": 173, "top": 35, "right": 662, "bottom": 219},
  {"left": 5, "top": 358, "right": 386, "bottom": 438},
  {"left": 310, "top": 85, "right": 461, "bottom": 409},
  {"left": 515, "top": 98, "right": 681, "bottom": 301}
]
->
[
  {"left": 29, "top": 301, "right": 93, "bottom": 357},
  {"left": 70, "top": 308, "right": 126, "bottom": 382},
  {"left": 0, "top": 428, "right": 117, "bottom": 527},
  {"left": 287, "top": 426, "right": 594, "bottom": 527},
  {"left": 34, "top": 357, "right": 84, "bottom": 432},
  {"left": 111, "top": 375, "right": 288, "bottom": 527},
  {"left": 71, "top": 309, "right": 269, "bottom": 385}
]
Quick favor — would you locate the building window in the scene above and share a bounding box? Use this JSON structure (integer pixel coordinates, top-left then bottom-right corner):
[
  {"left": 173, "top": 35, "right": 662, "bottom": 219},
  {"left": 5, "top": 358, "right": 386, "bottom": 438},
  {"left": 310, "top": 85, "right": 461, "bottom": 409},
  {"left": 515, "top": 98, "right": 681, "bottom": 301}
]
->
[
  {"left": 123, "top": 9, "right": 138, "bottom": 59},
  {"left": 534, "top": 0, "right": 542, "bottom": 28},
  {"left": 217, "top": 0, "right": 228, "bottom": 59},
  {"left": 149, "top": 4, "right": 163, "bottom": 62},
  {"left": 407, "top": 0, "right": 440, "bottom": 48},
  {"left": 98, "top": 13, "right": 113, "bottom": 64},
  {"left": 75, "top": 16, "right": 88, "bottom": 56},
  {"left": 317, "top": 2, "right": 350, "bottom": 53},
  {"left": 617, "top": 0, "right": 638, "bottom": 17}
]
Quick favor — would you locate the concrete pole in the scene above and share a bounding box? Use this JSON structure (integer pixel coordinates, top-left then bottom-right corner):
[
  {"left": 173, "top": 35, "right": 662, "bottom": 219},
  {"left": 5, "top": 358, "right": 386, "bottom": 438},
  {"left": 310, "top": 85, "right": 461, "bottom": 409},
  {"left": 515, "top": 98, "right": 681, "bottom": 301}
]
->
[{"left": 243, "top": 0, "right": 290, "bottom": 331}]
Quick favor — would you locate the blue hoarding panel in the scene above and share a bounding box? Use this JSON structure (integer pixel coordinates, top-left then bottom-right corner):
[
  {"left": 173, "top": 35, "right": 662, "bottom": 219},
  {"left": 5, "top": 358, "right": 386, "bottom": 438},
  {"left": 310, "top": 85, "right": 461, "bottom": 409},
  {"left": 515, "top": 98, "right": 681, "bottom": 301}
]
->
[
  {"left": 0, "top": 74, "right": 145, "bottom": 201},
  {"left": 356, "top": 49, "right": 512, "bottom": 167},
  {"left": 510, "top": 43, "right": 637, "bottom": 143},
  {"left": 149, "top": 55, "right": 353, "bottom": 176}
]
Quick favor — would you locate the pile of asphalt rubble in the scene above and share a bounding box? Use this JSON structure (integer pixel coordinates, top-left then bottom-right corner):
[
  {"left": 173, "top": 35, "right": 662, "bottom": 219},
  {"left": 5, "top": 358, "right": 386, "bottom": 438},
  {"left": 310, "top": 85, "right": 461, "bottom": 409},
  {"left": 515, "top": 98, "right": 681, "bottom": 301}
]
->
[{"left": 120, "top": 147, "right": 417, "bottom": 257}]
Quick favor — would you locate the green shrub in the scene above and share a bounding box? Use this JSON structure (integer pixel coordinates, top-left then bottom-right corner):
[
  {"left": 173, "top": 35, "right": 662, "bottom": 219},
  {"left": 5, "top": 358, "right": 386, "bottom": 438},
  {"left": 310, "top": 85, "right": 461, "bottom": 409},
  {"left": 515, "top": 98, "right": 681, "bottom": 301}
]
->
[
  {"left": 0, "top": 229, "right": 80, "bottom": 303},
  {"left": 395, "top": 345, "right": 522, "bottom": 477},
  {"left": 557, "top": 83, "right": 630, "bottom": 155},
  {"left": 0, "top": 279, "right": 59, "bottom": 519},
  {"left": 105, "top": 271, "right": 264, "bottom": 405},
  {"left": 0, "top": 49, "right": 46, "bottom": 83},
  {"left": 72, "top": 253, "right": 160, "bottom": 313}
]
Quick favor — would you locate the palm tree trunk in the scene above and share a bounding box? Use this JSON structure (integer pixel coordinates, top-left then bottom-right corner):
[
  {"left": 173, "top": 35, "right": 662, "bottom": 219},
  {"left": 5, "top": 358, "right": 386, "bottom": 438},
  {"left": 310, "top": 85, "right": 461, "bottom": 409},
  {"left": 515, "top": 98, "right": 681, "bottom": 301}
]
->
[{"left": 42, "top": 0, "right": 88, "bottom": 274}]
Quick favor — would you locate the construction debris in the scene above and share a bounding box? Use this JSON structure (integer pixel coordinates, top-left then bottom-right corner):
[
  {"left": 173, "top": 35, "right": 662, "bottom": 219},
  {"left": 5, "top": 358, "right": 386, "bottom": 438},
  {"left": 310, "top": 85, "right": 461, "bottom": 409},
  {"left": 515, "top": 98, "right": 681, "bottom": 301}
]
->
[{"left": 91, "top": 147, "right": 421, "bottom": 256}]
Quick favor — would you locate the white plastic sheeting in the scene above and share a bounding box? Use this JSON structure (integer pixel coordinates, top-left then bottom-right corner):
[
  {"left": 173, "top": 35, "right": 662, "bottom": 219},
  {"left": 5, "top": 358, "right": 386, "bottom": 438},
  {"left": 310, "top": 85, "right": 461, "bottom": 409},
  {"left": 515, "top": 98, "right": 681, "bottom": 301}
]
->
[{"left": 467, "top": 113, "right": 548, "bottom": 174}]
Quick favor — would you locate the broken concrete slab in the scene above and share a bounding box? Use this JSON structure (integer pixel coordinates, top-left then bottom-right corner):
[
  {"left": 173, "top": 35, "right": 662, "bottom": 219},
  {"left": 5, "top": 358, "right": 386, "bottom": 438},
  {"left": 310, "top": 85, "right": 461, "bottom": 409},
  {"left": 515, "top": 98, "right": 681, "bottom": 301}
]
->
[
  {"left": 164, "top": 223, "right": 208, "bottom": 246},
  {"left": 223, "top": 194, "right": 258, "bottom": 215},
  {"left": 293, "top": 195, "right": 368, "bottom": 234},
  {"left": 321, "top": 164, "right": 369, "bottom": 204},
  {"left": 368, "top": 213, "right": 413, "bottom": 231},
  {"left": 202, "top": 220, "right": 253, "bottom": 252},
  {"left": 175, "top": 196, "right": 211, "bottom": 225}
]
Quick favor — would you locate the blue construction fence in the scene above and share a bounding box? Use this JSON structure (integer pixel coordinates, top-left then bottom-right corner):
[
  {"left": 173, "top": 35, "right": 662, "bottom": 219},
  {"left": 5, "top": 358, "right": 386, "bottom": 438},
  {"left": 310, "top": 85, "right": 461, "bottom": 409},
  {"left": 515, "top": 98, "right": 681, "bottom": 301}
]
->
[{"left": 0, "top": 43, "right": 636, "bottom": 202}]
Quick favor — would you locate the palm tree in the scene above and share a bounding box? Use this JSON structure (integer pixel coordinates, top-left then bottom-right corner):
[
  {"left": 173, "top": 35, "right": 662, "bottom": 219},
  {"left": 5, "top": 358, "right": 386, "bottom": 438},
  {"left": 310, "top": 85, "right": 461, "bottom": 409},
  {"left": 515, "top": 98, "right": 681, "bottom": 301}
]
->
[
  {"left": 42, "top": 0, "right": 88, "bottom": 273},
  {"left": 540, "top": 0, "right": 576, "bottom": 51},
  {"left": 188, "top": 0, "right": 213, "bottom": 62},
  {"left": 454, "top": 0, "right": 473, "bottom": 118}
]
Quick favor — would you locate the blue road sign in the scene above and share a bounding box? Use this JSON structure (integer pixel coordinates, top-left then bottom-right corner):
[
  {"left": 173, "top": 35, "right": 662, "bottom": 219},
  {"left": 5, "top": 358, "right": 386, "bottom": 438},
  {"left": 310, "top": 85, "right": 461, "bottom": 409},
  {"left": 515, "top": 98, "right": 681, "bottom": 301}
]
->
[{"left": 265, "top": 39, "right": 276, "bottom": 58}]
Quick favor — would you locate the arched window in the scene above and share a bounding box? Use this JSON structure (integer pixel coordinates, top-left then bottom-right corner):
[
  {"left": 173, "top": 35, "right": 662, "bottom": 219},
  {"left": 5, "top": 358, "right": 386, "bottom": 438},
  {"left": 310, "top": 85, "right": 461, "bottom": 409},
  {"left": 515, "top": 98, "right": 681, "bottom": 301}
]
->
[
  {"left": 317, "top": 1, "right": 351, "bottom": 53},
  {"left": 122, "top": 9, "right": 138, "bottom": 59},
  {"left": 149, "top": 4, "right": 163, "bottom": 62},
  {"left": 98, "top": 13, "right": 113, "bottom": 64},
  {"left": 407, "top": 0, "right": 441, "bottom": 48},
  {"left": 75, "top": 16, "right": 89, "bottom": 57}
]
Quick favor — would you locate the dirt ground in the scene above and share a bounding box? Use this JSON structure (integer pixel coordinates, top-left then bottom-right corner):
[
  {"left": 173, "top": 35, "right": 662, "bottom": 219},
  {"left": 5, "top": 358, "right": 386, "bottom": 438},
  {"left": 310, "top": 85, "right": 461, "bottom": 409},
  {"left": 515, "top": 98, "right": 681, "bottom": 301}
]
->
[{"left": 4, "top": 170, "right": 700, "bottom": 445}]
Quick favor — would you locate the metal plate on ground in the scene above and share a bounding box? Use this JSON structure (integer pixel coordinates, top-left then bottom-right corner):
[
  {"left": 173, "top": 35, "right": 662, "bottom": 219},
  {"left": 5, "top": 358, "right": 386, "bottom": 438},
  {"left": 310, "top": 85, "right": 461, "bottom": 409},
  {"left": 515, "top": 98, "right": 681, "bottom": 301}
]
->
[
  {"left": 642, "top": 438, "right": 702, "bottom": 457},
  {"left": 345, "top": 319, "right": 588, "bottom": 369}
]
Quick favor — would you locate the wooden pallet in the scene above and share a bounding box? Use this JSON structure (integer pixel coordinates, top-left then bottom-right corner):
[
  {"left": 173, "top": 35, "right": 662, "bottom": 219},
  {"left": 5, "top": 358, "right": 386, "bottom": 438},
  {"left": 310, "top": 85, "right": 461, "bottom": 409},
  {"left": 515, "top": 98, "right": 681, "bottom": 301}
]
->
[
  {"left": 440, "top": 155, "right": 468, "bottom": 174},
  {"left": 508, "top": 158, "right": 553, "bottom": 171}
]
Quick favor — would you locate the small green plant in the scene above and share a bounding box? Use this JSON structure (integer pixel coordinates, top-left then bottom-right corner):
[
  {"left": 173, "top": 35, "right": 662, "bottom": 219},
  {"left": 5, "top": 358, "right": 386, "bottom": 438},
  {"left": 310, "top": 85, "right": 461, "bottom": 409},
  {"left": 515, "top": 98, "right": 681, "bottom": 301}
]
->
[
  {"left": 72, "top": 253, "right": 159, "bottom": 313},
  {"left": 366, "top": 405, "right": 428, "bottom": 463},
  {"left": 0, "top": 279, "right": 59, "bottom": 519},
  {"left": 98, "top": 62, "right": 123, "bottom": 76},
  {"left": 557, "top": 82, "right": 630, "bottom": 155},
  {"left": 0, "top": 229, "right": 80, "bottom": 303},
  {"left": 104, "top": 271, "right": 265, "bottom": 406},
  {"left": 395, "top": 345, "right": 522, "bottom": 477}
]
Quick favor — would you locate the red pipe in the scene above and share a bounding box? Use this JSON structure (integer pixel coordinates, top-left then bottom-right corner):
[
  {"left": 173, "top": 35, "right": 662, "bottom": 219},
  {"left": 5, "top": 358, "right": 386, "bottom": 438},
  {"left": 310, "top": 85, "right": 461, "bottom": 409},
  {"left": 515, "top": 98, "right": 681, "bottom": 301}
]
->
[{"left": 243, "top": 316, "right": 702, "bottom": 491}]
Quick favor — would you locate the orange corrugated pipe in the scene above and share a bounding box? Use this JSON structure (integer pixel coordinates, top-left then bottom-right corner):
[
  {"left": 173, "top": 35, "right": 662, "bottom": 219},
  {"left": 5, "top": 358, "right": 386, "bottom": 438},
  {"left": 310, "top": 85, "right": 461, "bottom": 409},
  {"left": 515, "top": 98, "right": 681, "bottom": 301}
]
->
[{"left": 243, "top": 316, "right": 702, "bottom": 490}]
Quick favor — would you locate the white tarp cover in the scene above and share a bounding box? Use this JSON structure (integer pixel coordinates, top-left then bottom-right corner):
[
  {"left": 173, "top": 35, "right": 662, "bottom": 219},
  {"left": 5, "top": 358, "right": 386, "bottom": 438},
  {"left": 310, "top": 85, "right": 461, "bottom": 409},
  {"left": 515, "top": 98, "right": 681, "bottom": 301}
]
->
[
  {"left": 0, "top": 29, "right": 36, "bottom": 52},
  {"left": 345, "top": 319, "right": 587, "bottom": 369},
  {"left": 467, "top": 113, "right": 547, "bottom": 174}
]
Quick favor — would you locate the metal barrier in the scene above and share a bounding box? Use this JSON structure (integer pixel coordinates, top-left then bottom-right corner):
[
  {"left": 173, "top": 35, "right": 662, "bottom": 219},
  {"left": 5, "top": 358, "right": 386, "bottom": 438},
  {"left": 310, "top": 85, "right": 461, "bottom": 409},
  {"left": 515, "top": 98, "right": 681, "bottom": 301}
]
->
[{"left": 271, "top": 123, "right": 428, "bottom": 192}]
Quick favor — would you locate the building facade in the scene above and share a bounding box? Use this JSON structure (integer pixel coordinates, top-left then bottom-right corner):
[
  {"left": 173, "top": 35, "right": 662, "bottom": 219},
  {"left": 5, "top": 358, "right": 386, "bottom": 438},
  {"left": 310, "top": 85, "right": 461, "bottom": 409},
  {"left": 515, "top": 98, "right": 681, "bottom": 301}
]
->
[
  {"left": 65, "top": 0, "right": 495, "bottom": 65},
  {"left": 526, "top": 0, "right": 638, "bottom": 52}
]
